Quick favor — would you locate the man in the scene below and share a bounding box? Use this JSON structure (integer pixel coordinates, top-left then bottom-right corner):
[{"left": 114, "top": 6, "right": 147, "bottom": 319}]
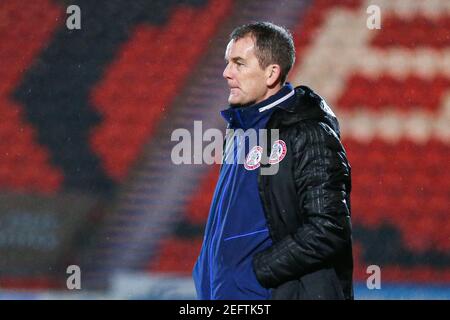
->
[{"left": 193, "top": 22, "right": 353, "bottom": 300}]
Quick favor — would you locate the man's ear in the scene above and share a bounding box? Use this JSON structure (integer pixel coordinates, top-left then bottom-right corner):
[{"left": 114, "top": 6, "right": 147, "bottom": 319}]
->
[{"left": 266, "top": 64, "right": 282, "bottom": 87}]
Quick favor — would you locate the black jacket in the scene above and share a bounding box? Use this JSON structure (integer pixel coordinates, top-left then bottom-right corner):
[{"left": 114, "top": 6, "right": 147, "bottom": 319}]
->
[{"left": 253, "top": 85, "right": 353, "bottom": 300}]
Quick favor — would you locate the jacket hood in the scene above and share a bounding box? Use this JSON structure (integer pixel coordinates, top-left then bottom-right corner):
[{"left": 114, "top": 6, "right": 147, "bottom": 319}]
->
[{"left": 271, "top": 85, "right": 341, "bottom": 137}]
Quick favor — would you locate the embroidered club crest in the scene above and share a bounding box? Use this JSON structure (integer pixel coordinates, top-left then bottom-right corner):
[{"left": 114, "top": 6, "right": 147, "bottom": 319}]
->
[
  {"left": 269, "top": 140, "right": 287, "bottom": 164},
  {"left": 244, "top": 146, "right": 263, "bottom": 170}
]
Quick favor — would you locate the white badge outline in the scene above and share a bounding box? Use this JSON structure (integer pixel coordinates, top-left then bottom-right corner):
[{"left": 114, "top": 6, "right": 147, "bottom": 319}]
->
[
  {"left": 244, "top": 145, "right": 263, "bottom": 170},
  {"left": 269, "top": 140, "right": 287, "bottom": 165}
]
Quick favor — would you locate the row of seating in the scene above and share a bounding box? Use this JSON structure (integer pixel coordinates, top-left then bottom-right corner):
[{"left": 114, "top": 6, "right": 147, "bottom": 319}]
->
[
  {"left": 337, "top": 74, "right": 449, "bottom": 111},
  {"left": 149, "top": 237, "right": 203, "bottom": 273},
  {"left": 372, "top": 14, "right": 450, "bottom": 49},
  {"left": 0, "top": 0, "right": 63, "bottom": 194}
]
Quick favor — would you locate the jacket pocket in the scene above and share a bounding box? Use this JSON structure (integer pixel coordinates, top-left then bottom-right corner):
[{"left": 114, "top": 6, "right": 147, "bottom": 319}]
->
[
  {"left": 271, "top": 268, "right": 345, "bottom": 300},
  {"left": 271, "top": 280, "right": 304, "bottom": 300},
  {"left": 299, "top": 268, "right": 345, "bottom": 300},
  {"left": 223, "top": 228, "right": 269, "bottom": 242},
  {"left": 221, "top": 229, "right": 272, "bottom": 299}
]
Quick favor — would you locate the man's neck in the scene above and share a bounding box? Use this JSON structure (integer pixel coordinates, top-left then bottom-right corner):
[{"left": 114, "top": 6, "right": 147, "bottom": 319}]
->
[
  {"left": 255, "top": 84, "right": 283, "bottom": 105},
  {"left": 231, "top": 84, "right": 284, "bottom": 108}
]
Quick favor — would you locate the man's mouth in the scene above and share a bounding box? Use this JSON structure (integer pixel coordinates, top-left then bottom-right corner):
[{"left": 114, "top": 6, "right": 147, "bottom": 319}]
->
[{"left": 229, "top": 88, "right": 240, "bottom": 95}]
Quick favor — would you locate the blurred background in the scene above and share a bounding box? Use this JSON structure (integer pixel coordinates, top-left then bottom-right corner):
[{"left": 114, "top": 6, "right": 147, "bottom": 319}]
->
[{"left": 0, "top": 0, "right": 448, "bottom": 299}]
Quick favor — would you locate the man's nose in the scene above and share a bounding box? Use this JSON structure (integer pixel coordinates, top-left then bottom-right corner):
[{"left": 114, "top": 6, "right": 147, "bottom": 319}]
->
[{"left": 223, "top": 63, "right": 232, "bottom": 79}]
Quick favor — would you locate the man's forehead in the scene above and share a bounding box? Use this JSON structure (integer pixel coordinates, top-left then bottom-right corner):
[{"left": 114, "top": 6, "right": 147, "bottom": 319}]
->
[{"left": 225, "top": 37, "right": 255, "bottom": 60}]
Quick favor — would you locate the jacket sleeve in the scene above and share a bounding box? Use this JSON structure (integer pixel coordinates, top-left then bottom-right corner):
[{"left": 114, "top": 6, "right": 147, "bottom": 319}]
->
[{"left": 253, "top": 120, "right": 352, "bottom": 289}]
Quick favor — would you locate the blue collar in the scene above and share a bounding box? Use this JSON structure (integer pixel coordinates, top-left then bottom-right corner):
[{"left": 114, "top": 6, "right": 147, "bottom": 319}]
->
[{"left": 221, "top": 83, "right": 295, "bottom": 129}]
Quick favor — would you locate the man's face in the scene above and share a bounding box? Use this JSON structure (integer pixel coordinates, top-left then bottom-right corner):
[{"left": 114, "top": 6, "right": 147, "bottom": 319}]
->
[{"left": 223, "top": 36, "right": 269, "bottom": 107}]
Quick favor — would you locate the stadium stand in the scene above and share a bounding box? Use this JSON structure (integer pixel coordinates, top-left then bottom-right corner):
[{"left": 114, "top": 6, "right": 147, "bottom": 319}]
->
[{"left": 0, "top": 0, "right": 448, "bottom": 298}]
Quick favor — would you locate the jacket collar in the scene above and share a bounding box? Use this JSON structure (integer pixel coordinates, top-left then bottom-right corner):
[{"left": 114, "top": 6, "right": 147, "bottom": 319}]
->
[{"left": 268, "top": 85, "right": 341, "bottom": 137}]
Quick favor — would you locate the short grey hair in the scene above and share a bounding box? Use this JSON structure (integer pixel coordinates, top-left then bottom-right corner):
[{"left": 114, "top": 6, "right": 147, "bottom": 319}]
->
[{"left": 230, "top": 21, "right": 296, "bottom": 83}]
